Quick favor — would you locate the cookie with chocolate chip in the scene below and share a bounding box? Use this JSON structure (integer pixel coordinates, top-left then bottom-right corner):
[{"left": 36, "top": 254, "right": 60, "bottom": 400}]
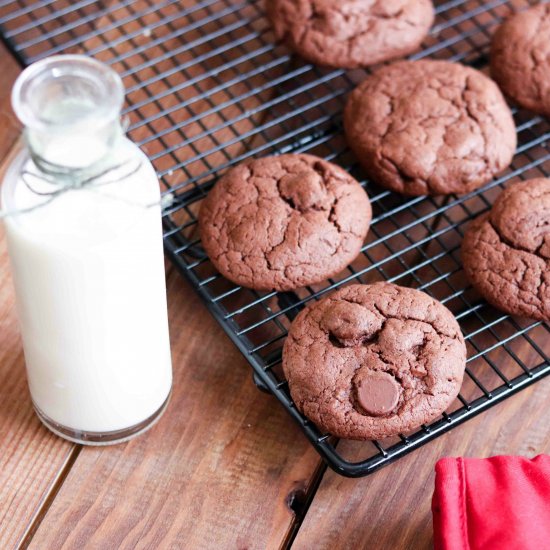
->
[
  {"left": 462, "top": 178, "right": 550, "bottom": 320},
  {"left": 199, "top": 154, "right": 371, "bottom": 291},
  {"left": 266, "top": 0, "right": 434, "bottom": 69},
  {"left": 491, "top": 4, "right": 550, "bottom": 117},
  {"left": 344, "top": 59, "right": 517, "bottom": 196},
  {"left": 282, "top": 282, "right": 466, "bottom": 440}
]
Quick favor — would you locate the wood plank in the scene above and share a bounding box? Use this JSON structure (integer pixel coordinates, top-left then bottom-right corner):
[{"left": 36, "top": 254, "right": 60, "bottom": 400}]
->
[
  {"left": 292, "top": 376, "right": 550, "bottom": 550},
  {"left": 28, "top": 269, "right": 320, "bottom": 549},
  {"left": 0, "top": 46, "right": 80, "bottom": 549}
]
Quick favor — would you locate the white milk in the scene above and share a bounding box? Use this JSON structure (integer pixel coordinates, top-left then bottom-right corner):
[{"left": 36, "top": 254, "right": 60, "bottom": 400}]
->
[
  {"left": 3, "top": 139, "right": 172, "bottom": 436},
  {"left": 2, "top": 56, "right": 173, "bottom": 442}
]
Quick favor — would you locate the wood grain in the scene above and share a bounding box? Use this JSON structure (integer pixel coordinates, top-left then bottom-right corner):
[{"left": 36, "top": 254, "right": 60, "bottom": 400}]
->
[
  {"left": 292, "top": 377, "right": 550, "bottom": 550},
  {"left": 0, "top": 46, "right": 79, "bottom": 550}
]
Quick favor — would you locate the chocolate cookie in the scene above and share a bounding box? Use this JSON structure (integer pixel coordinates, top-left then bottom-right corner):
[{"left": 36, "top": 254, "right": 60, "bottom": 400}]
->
[
  {"left": 344, "top": 60, "right": 517, "bottom": 196},
  {"left": 462, "top": 178, "right": 550, "bottom": 321},
  {"left": 266, "top": 0, "right": 434, "bottom": 69},
  {"left": 199, "top": 154, "right": 371, "bottom": 291},
  {"left": 282, "top": 283, "right": 466, "bottom": 440},
  {"left": 491, "top": 4, "right": 550, "bottom": 117}
]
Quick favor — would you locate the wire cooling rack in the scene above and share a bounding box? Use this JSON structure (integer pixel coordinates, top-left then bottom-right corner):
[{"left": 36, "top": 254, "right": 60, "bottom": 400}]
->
[{"left": 1, "top": 0, "right": 549, "bottom": 477}]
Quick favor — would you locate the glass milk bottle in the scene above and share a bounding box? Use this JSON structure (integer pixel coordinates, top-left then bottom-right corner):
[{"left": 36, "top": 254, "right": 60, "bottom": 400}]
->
[{"left": 1, "top": 55, "right": 173, "bottom": 444}]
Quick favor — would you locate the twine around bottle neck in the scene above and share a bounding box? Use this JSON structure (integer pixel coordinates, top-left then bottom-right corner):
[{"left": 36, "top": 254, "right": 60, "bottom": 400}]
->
[
  {"left": 0, "top": 120, "right": 174, "bottom": 219},
  {"left": 24, "top": 116, "right": 128, "bottom": 186}
]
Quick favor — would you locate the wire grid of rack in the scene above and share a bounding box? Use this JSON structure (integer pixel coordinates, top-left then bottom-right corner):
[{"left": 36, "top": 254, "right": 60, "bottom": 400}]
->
[{"left": 0, "top": 0, "right": 549, "bottom": 477}]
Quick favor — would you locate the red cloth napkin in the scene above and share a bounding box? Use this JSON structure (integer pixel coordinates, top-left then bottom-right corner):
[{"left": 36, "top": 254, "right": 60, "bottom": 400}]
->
[{"left": 432, "top": 455, "right": 550, "bottom": 550}]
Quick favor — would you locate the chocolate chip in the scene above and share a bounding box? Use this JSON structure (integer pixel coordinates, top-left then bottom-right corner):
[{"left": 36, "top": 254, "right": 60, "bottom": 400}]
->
[
  {"left": 356, "top": 371, "right": 401, "bottom": 417},
  {"left": 278, "top": 171, "right": 329, "bottom": 212},
  {"left": 321, "top": 301, "right": 382, "bottom": 346}
]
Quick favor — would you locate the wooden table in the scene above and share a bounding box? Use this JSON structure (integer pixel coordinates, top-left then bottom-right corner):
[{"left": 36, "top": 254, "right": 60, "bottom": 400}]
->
[{"left": 1, "top": 24, "right": 550, "bottom": 550}]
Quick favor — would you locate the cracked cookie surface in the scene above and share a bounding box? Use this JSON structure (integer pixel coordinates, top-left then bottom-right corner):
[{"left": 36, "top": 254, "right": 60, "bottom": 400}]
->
[
  {"left": 344, "top": 60, "right": 517, "bottom": 196},
  {"left": 266, "top": 0, "right": 434, "bottom": 68},
  {"left": 491, "top": 4, "right": 550, "bottom": 117},
  {"left": 282, "top": 282, "right": 466, "bottom": 440},
  {"left": 462, "top": 178, "right": 550, "bottom": 321},
  {"left": 199, "top": 154, "right": 371, "bottom": 291}
]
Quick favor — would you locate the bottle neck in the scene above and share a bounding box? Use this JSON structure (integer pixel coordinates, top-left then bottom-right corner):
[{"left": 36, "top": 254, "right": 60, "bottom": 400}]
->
[
  {"left": 12, "top": 55, "right": 125, "bottom": 182},
  {"left": 26, "top": 118, "right": 124, "bottom": 181}
]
